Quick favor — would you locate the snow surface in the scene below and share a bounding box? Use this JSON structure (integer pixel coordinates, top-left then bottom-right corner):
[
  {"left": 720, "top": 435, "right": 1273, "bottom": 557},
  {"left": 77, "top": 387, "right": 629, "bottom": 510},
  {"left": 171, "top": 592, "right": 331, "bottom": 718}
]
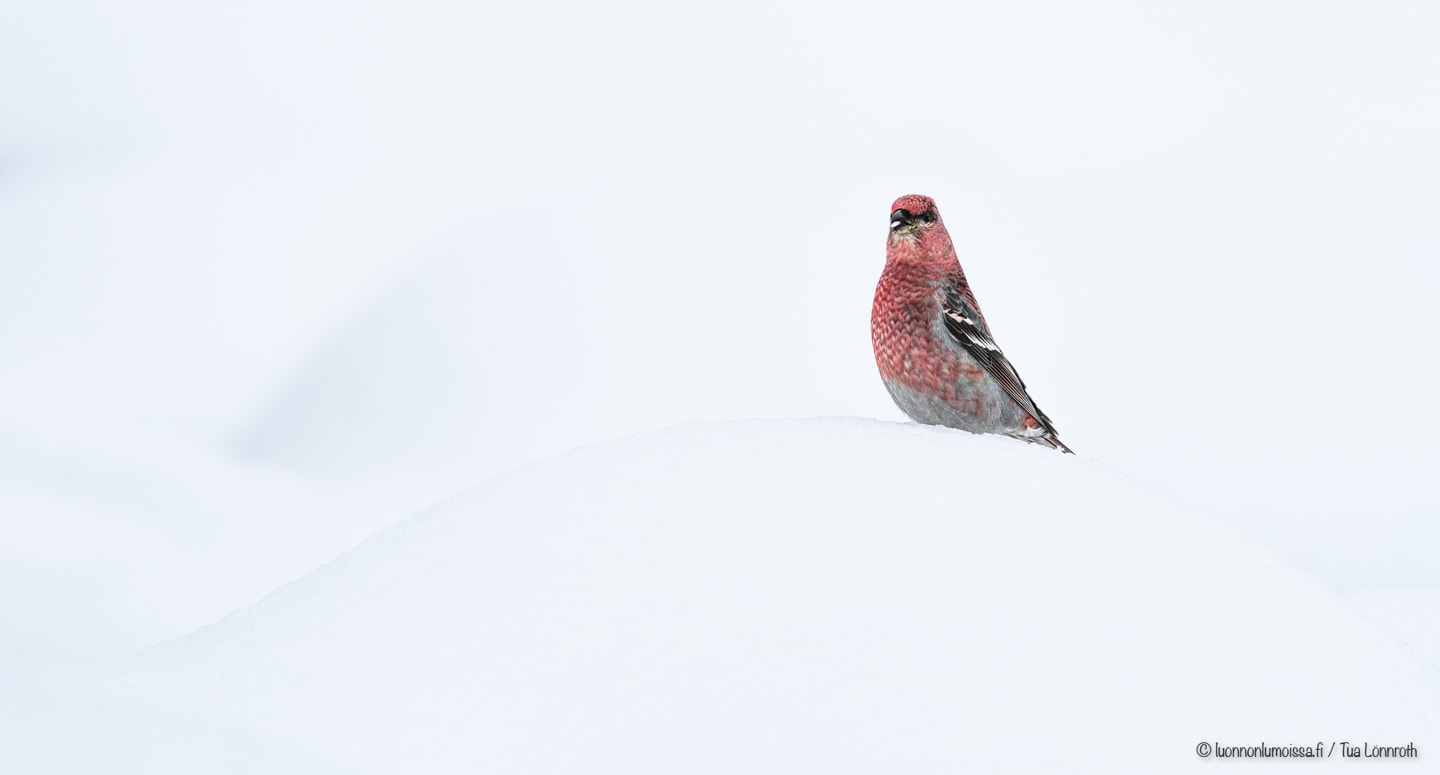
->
[
  {"left": 6, "top": 420, "right": 1438, "bottom": 773},
  {"left": 1348, "top": 587, "right": 1440, "bottom": 673}
]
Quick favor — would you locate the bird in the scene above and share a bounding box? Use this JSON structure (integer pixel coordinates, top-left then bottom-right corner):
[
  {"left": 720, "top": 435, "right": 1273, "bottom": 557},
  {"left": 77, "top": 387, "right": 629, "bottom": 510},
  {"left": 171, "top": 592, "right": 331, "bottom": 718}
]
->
[{"left": 871, "top": 194, "right": 1072, "bottom": 453}]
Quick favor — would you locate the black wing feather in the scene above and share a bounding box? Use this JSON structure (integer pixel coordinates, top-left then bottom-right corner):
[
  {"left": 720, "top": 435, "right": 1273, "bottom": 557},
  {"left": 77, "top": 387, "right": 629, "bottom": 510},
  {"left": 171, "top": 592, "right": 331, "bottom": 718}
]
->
[{"left": 940, "top": 284, "right": 1061, "bottom": 435}]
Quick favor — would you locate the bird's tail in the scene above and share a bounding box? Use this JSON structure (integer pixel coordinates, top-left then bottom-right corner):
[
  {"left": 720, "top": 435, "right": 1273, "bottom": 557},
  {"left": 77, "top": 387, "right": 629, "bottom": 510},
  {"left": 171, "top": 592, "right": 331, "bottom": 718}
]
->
[
  {"left": 1015, "top": 429, "right": 1073, "bottom": 454},
  {"left": 1016, "top": 415, "right": 1074, "bottom": 454},
  {"left": 1046, "top": 432, "right": 1074, "bottom": 455}
]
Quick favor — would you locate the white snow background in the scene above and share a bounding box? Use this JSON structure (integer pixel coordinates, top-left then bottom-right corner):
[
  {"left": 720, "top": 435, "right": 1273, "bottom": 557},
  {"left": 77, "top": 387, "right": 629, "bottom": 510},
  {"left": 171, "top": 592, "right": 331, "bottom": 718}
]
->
[{"left": 2, "top": 1, "right": 1439, "bottom": 771}]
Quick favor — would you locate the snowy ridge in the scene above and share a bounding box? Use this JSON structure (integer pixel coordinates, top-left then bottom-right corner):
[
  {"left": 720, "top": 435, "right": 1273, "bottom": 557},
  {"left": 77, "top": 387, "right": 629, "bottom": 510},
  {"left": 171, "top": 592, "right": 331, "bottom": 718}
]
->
[{"left": 11, "top": 418, "right": 1421, "bottom": 773}]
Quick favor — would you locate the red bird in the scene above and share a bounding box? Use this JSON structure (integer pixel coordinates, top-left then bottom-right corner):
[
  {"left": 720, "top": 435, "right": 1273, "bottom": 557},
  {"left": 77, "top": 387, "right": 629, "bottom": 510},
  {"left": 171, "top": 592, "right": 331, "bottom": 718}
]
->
[{"left": 871, "top": 194, "right": 1072, "bottom": 452}]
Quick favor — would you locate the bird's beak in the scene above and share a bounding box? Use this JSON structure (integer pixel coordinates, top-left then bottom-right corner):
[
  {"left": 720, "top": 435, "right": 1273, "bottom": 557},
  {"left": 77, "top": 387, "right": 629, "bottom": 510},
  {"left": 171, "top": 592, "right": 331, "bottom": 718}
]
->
[{"left": 890, "top": 209, "right": 913, "bottom": 230}]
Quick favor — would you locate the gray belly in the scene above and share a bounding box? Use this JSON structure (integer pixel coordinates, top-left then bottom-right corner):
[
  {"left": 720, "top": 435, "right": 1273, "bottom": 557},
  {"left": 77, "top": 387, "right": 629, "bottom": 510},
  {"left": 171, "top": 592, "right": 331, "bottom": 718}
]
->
[{"left": 881, "top": 375, "right": 1030, "bottom": 436}]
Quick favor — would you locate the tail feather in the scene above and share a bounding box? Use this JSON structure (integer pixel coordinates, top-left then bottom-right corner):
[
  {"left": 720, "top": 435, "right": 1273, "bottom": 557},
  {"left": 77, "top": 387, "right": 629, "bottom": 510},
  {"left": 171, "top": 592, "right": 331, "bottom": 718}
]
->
[
  {"left": 1012, "top": 429, "right": 1074, "bottom": 454},
  {"left": 1046, "top": 432, "right": 1074, "bottom": 454}
]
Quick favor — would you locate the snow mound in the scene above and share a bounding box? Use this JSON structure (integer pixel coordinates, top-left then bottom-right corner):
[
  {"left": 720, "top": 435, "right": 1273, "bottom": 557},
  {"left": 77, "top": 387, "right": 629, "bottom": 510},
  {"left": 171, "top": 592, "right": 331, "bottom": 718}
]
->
[
  {"left": 1348, "top": 587, "right": 1440, "bottom": 672},
  {"left": 50, "top": 420, "right": 1440, "bottom": 771}
]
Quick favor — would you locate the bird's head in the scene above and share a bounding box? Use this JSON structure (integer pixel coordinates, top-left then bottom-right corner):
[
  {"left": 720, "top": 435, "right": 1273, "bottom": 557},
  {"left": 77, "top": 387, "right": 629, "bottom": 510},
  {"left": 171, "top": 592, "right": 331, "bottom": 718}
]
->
[{"left": 888, "top": 194, "right": 943, "bottom": 244}]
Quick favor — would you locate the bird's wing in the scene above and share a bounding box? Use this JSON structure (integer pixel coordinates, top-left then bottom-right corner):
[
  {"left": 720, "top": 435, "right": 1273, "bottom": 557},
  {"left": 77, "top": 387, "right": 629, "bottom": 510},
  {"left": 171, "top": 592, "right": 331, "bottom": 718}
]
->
[{"left": 939, "top": 281, "right": 1058, "bottom": 433}]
